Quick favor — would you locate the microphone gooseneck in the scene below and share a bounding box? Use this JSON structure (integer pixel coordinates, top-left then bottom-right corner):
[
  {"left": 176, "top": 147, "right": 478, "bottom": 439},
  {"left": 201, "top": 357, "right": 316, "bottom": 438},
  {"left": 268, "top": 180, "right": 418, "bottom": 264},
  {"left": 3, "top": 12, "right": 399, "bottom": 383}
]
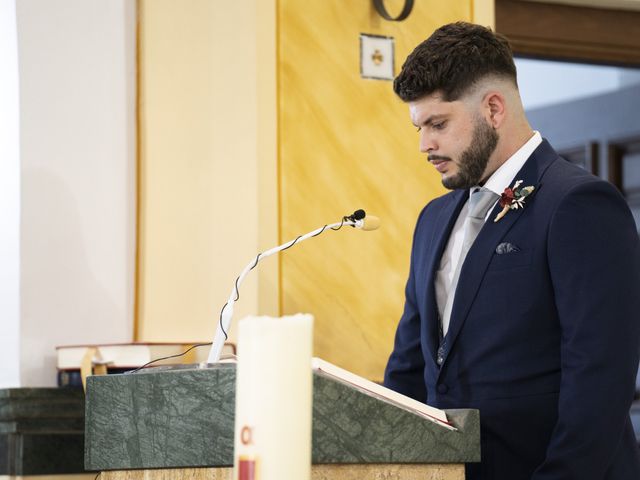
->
[{"left": 206, "top": 209, "right": 381, "bottom": 364}]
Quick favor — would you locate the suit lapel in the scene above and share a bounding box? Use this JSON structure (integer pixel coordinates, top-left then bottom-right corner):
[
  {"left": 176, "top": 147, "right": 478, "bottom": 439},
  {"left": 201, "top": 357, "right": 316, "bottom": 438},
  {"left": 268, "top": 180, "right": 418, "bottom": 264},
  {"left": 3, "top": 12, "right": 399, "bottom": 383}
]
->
[
  {"left": 420, "top": 189, "right": 468, "bottom": 363},
  {"left": 437, "top": 140, "right": 558, "bottom": 371}
]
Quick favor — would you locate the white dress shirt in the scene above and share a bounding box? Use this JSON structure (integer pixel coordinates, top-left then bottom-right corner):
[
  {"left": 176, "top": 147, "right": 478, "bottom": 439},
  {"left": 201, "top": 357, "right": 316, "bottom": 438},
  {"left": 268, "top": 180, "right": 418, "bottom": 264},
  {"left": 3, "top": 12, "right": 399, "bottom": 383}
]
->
[{"left": 435, "top": 131, "right": 542, "bottom": 335}]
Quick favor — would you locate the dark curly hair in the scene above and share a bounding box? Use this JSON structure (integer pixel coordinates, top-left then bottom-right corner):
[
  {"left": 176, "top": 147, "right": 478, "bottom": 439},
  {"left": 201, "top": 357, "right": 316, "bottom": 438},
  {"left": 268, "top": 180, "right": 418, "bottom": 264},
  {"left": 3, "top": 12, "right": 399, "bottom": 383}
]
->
[{"left": 393, "top": 22, "right": 517, "bottom": 102}]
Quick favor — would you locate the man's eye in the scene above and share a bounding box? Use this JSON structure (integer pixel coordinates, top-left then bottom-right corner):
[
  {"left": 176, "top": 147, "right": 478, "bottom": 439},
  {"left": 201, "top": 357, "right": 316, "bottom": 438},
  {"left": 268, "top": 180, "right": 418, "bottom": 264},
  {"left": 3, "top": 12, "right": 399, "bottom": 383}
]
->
[{"left": 433, "top": 122, "right": 446, "bottom": 130}]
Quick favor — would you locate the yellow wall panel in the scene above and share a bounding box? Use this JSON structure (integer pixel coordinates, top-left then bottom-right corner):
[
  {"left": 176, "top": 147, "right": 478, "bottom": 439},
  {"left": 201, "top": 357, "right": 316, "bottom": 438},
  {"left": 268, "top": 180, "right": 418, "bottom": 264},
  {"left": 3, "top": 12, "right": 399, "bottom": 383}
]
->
[
  {"left": 137, "top": 0, "right": 276, "bottom": 344},
  {"left": 473, "top": 0, "right": 496, "bottom": 27},
  {"left": 279, "top": 0, "right": 473, "bottom": 380}
]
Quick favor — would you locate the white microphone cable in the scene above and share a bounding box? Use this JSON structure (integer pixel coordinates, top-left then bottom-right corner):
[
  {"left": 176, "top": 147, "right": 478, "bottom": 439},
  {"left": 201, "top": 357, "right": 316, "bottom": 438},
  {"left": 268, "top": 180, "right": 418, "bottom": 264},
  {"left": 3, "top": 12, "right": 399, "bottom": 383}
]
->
[{"left": 206, "top": 209, "right": 380, "bottom": 364}]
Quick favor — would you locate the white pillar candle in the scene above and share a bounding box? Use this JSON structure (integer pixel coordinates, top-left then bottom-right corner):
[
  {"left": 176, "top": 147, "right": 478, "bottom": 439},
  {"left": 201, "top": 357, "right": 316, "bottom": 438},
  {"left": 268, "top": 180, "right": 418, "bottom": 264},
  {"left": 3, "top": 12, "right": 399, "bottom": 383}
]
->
[{"left": 234, "top": 314, "right": 313, "bottom": 480}]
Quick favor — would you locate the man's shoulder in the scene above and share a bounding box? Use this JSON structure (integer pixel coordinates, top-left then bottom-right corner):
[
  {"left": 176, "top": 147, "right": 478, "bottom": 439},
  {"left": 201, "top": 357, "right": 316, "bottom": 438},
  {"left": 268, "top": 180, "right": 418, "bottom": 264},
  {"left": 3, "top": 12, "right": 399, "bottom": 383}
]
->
[
  {"left": 525, "top": 138, "right": 608, "bottom": 199},
  {"left": 540, "top": 156, "right": 621, "bottom": 203},
  {"left": 534, "top": 155, "right": 633, "bottom": 236},
  {"left": 545, "top": 155, "right": 599, "bottom": 183}
]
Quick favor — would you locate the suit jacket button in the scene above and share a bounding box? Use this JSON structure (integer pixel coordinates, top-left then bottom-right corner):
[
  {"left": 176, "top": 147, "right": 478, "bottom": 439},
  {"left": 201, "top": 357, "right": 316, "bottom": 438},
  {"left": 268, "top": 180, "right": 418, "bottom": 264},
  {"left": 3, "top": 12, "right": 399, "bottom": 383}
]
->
[{"left": 437, "top": 383, "right": 448, "bottom": 394}]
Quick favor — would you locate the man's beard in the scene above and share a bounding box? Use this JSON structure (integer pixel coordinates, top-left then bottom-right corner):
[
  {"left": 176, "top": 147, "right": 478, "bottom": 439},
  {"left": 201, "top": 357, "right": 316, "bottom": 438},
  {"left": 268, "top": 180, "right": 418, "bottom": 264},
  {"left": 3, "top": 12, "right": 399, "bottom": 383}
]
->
[{"left": 441, "top": 118, "right": 499, "bottom": 190}]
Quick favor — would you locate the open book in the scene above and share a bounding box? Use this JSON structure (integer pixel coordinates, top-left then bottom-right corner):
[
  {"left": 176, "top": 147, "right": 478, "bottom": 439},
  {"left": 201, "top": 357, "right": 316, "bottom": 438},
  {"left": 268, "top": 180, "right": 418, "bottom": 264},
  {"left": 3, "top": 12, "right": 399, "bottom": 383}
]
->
[{"left": 312, "top": 357, "right": 456, "bottom": 431}]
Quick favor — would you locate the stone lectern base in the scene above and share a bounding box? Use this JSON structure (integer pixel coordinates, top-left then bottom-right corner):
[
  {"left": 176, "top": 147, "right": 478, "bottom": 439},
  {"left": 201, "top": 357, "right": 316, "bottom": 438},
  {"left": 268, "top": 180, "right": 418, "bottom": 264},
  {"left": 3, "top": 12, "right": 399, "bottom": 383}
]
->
[
  {"left": 85, "top": 364, "right": 479, "bottom": 470},
  {"left": 102, "top": 464, "right": 464, "bottom": 480},
  {"left": 86, "top": 364, "right": 478, "bottom": 480}
]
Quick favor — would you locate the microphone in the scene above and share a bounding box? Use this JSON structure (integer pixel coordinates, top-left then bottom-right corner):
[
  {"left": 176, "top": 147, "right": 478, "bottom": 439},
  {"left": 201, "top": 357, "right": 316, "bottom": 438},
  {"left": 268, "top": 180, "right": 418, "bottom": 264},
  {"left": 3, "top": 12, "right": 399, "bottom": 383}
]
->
[
  {"left": 360, "top": 215, "right": 381, "bottom": 231},
  {"left": 206, "top": 209, "right": 381, "bottom": 364},
  {"left": 345, "top": 209, "right": 381, "bottom": 231}
]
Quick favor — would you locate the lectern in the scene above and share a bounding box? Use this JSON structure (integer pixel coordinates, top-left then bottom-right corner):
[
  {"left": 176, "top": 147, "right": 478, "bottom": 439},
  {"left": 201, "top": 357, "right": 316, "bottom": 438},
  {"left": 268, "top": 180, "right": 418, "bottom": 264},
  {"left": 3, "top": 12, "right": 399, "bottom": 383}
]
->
[{"left": 84, "top": 363, "right": 480, "bottom": 480}]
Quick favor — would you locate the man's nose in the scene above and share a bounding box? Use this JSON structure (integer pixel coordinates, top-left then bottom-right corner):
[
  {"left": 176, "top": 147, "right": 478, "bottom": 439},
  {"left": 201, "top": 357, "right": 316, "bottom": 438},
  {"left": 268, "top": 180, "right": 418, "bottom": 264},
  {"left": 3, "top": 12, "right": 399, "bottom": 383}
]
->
[{"left": 419, "top": 131, "right": 436, "bottom": 153}]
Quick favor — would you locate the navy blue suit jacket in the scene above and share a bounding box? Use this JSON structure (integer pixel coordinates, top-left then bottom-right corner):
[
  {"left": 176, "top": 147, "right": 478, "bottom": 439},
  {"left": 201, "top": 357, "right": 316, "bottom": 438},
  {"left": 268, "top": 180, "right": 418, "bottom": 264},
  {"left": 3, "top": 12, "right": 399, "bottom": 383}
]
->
[{"left": 384, "top": 140, "right": 640, "bottom": 479}]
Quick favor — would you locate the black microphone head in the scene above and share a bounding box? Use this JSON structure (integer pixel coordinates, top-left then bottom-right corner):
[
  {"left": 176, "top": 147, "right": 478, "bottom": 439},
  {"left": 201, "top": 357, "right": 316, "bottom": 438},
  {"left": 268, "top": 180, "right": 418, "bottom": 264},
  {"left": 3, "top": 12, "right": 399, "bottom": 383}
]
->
[{"left": 352, "top": 209, "right": 366, "bottom": 220}]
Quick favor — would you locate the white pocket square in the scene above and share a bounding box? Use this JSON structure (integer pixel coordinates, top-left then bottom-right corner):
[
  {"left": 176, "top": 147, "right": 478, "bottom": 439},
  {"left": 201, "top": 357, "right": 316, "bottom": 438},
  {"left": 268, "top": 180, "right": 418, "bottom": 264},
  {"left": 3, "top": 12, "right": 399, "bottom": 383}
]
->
[{"left": 495, "top": 242, "right": 520, "bottom": 254}]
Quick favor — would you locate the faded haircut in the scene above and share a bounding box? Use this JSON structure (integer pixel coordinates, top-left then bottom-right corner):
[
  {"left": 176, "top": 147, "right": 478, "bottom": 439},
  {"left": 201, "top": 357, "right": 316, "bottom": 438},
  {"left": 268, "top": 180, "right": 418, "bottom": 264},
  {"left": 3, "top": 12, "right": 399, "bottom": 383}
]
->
[{"left": 393, "top": 22, "right": 517, "bottom": 102}]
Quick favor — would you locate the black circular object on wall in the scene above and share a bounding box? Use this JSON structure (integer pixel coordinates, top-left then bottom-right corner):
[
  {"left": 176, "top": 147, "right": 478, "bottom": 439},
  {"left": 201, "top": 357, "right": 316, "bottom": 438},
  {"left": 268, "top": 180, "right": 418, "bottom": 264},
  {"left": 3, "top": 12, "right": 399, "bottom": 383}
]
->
[{"left": 373, "top": 0, "right": 414, "bottom": 21}]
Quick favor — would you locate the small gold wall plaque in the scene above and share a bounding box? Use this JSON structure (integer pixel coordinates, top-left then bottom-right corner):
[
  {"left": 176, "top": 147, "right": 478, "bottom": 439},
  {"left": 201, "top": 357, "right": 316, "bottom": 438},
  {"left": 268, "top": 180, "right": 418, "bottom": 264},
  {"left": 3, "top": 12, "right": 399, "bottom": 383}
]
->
[{"left": 360, "top": 33, "right": 394, "bottom": 81}]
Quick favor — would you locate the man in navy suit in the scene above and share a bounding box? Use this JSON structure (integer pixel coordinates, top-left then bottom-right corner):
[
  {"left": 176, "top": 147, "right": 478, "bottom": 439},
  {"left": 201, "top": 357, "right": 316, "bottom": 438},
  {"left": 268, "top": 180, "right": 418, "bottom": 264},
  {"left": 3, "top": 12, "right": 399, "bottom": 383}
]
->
[{"left": 384, "top": 22, "right": 640, "bottom": 479}]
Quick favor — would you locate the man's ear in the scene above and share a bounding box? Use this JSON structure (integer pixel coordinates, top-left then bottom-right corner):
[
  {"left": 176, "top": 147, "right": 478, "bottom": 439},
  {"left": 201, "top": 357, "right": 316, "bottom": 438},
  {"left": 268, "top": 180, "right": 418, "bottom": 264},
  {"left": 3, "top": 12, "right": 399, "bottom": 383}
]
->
[{"left": 483, "top": 91, "right": 506, "bottom": 128}]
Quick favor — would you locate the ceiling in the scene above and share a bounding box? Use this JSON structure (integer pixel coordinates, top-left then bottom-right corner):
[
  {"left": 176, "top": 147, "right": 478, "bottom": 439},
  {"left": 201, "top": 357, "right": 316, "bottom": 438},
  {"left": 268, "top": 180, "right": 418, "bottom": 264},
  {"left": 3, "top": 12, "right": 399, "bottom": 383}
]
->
[{"left": 522, "top": 0, "right": 640, "bottom": 12}]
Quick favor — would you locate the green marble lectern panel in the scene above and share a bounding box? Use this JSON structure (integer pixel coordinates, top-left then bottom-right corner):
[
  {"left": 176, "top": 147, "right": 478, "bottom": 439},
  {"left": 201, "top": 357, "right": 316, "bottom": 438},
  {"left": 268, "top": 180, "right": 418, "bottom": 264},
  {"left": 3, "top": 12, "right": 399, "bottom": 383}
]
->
[{"left": 85, "top": 364, "right": 480, "bottom": 471}]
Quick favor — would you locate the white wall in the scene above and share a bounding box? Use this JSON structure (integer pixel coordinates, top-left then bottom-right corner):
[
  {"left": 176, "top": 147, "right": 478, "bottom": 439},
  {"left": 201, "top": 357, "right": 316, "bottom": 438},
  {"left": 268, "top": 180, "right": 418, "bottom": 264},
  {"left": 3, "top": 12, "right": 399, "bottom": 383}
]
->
[
  {"left": 0, "top": 0, "right": 21, "bottom": 388},
  {"left": 516, "top": 58, "right": 620, "bottom": 110},
  {"left": 17, "top": 0, "right": 137, "bottom": 386},
  {"left": 516, "top": 58, "right": 640, "bottom": 111}
]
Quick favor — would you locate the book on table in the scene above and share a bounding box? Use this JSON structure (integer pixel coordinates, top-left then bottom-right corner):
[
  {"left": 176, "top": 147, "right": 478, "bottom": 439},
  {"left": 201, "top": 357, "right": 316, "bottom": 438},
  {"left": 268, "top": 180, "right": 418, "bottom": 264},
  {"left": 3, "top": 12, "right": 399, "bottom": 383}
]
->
[{"left": 56, "top": 341, "right": 236, "bottom": 387}]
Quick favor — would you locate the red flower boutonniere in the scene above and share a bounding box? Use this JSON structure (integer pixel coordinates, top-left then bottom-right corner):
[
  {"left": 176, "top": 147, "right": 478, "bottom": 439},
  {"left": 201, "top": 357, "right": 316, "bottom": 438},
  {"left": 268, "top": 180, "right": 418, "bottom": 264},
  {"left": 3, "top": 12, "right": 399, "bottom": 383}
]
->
[{"left": 494, "top": 180, "right": 535, "bottom": 223}]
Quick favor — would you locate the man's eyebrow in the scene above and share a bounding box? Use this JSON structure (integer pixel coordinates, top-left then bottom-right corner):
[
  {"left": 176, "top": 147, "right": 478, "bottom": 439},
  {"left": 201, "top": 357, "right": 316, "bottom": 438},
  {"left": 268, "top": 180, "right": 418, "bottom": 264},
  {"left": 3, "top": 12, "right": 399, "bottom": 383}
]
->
[{"left": 414, "top": 114, "right": 447, "bottom": 127}]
